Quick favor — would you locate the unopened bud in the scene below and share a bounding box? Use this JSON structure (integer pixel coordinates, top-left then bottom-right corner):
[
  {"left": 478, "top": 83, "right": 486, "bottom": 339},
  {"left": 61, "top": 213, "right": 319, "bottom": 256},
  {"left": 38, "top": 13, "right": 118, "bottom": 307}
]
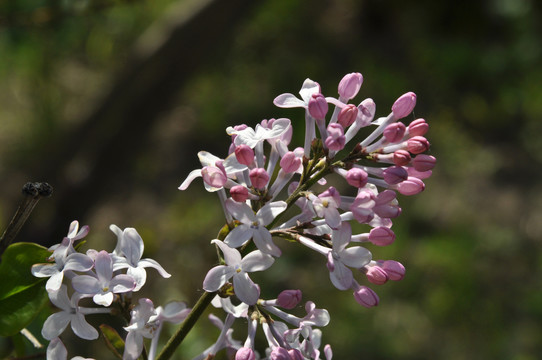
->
[
  {"left": 230, "top": 185, "right": 249, "bottom": 202},
  {"left": 353, "top": 285, "right": 379, "bottom": 308},
  {"left": 368, "top": 227, "right": 395, "bottom": 246},
  {"left": 396, "top": 176, "right": 425, "bottom": 195},
  {"left": 408, "top": 118, "right": 428, "bottom": 136},
  {"left": 288, "top": 349, "right": 304, "bottom": 360},
  {"left": 249, "top": 168, "right": 270, "bottom": 189},
  {"left": 337, "top": 104, "right": 358, "bottom": 128},
  {"left": 412, "top": 154, "right": 436, "bottom": 171},
  {"left": 407, "top": 136, "right": 430, "bottom": 154},
  {"left": 280, "top": 151, "right": 301, "bottom": 173},
  {"left": 382, "top": 166, "right": 408, "bottom": 185},
  {"left": 270, "top": 347, "right": 290, "bottom": 360},
  {"left": 276, "top": 289, "right": 302, "bottom": 309},
  {"left": 365, "top": 266, "right": 389, "bottom": 285},
  {"left": 392, "top": 92, "right": 416, "bottom": 119},
  {"left": 201, "top": 165, "right": 227, "bottom": 188},
  {"left": 235, "top": 145, "right": 255, "bottom": 166},
  {"left": 393, "top": 150, "right": 411, "bottom": 166},
  {"left": 346, "top": 168, "right": 368, "bottom": 188},
  {"left": 380, "top": 260, "right": 405, "bottom": 281},
  {"left": 383, "top": 122, "right": 406, "bottom": 143},
  {"left": 325, "top": 123, "right": 346, "bottom": 151},
  {"left": 236, "top": 347, "right": 256, "bottom": 360},
  {"left": 308, "top": 93, "right": 328, "bottom": 120},
  {"left": 338, "top": 72, "right": 363, "bottom": 100}
]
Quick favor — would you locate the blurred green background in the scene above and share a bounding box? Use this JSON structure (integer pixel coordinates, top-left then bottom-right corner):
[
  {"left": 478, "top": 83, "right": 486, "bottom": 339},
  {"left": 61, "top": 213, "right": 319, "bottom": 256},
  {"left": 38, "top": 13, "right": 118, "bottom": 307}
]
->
[{"left": 1, "top": 0, "right": 541, "bottom": 358}]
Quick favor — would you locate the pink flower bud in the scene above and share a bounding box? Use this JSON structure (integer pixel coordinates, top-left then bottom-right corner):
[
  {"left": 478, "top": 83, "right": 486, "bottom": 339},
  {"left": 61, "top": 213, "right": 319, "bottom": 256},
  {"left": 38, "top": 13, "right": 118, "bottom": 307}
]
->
[
  {"left": 369, "top": 227, "right": 395, "bottom": 246},
  {"left": 382, "top": 166, "right": 408, "bottom": 185},
  {"left": 391, "top": 92, "right": 416, "bottom": 119},
  {"left": 353, "top": 286, "right": 379, "bottom": 308},
  {"left": 408, "top": 118, "right": 428, "bottom": 136},
  {"left": 230, "top": 185, "right": 249, "bottom": 202},
  {"left": 345, "top": 168, "right": 368, "bottom": 188},
  {"left": 380, "top": 260, "right": 405, "bottom": 281},
  {"left": 396, "top": 176, "right": 425, "bottom": 195},
  {"left": 288, "top": 349, "right": 304, "bottom": 360},
  {"left": 308, "top": 93, "right": 328, "bottom": 120},
  {"left": 325, "top": 123, "right": 345, "bottom": 151},
  {"left": 249, "top": 168, "right": 270, "bottom": 189},
  {"left": 338, "top": 72, "right": 363, "bottom": 99},
  {"left": 393, "top": 150, "right": 411, "bottom": 166},
  {"left": 383, "top": 122, "right": 406, "bottom": 143},
  {"left": 201, "top": 164, "right": 227, "bottom": 188},
  {"left": 365, "top": 266, "right": 389, "bottom": 285},
  {"left": 337, "top": 104, "right": 358, "bottom": 128},
  {"left": 407, "top": 167, "right": 432, "bottom": 180},
  {"left": 407, "top": 136, "right": 430, "bottom": 154},
  {"left": 276, "top": 289, "right": 302, "bottom": 309},
  {"left": 235, "top": 145, "right": 255, "bottom": 166},
  {"left": 236, "top": 347, "right": 256, "bottom": 360},
  {"left": 412, "top": 154, "right": 436, "bottom": 172},
  {"left": 280, "top": 151, "right": 301, "bottom": 173},
  {"left": 270, "top": 347, "right": 290, "bottom": 360}
]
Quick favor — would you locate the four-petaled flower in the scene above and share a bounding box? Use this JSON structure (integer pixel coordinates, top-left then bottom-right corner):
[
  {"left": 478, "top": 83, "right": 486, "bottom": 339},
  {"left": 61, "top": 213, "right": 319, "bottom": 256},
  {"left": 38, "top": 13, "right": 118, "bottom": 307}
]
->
[{"left": 203, "top": 240, "right": 274, "bottom": 305}]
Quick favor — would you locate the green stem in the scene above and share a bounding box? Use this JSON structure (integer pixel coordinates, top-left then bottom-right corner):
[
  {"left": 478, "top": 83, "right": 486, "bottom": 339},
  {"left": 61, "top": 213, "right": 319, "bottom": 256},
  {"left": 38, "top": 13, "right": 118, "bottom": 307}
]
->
[{"left": 154, "top": 290, "right": 216, "bottom": 360}]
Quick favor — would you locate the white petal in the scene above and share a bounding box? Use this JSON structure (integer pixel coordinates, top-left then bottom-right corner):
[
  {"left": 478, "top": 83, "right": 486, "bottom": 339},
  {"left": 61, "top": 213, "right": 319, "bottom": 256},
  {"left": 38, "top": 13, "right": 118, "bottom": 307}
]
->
[
  {"left": 121, "top": 228, "right": 144, "bottom": 265},
  {"left": 324, "top": 209, "right": 342, "bottom": 230},
  {"left": 211, "top": 239, "right": 242, "bottom": 265},
  {"left": 31, "top": 263, "right": 59, "bottom": 278},
  {"left": 329, "top": 262, "right": 353, "bottom": 291},
  {"left": 110, "top": 274, "right": 137, "bottom": 293},
  {"left": 93, "top": 292, "right": 114, "bottom": 307},
  {"left": 64, "top": 253, "right": 94, "bottom": 272},
  {"left": 47, "top": 338, "right": 68, "bottom": 359},
  {"left": 72, "top": 275, "right": 101, "bottom": 295},
  {"left": 233, "top": 272, "right": 260, "bottom": 305},
  {"left": 257, "top": 201, "right": 287, "bottom": 226},
  {"left": 42, "top": 312, "right": 71, "bottom": 340},
  {"left": 339, "top": 247, "right": 372, "bottom": 268},
  {"left": 331, "top": 222, "right": 351, "bottom": 252},
  {"left": 178, "top": 169, "right": 202, "bottom": 190},
  {"left": 241, "top": 250, "right": 275, "bottom": 272},
  {"left": 203, "top": 265, "right": 234, "bottom": 292},
  {"left": 46, "top": 271, "right": 65, "bottom": 292},
  {"left": 252, "top": 228, "right": 281, "bottom": 257},
  {"left": 225, "top": 199, "right": 257, "bottom": 224},
  {"left": 71, "top": 313, "right": 99, "bottom": 340},
  {"left": 124, "top": 331, "right": 144, "bottom": 360},
  {"left": 94, "top": 251, "right": 113, "bottom": 285},
  {"left": 262, "top": 118, "right": 291, "bottom": 140},
  {"left": 47, "top": 285, "right": 72, "bottom": 311},
  {"left": 299, "top": 78, "right": 321, "bottom": 103},
  {"left": 197, "top": 151, "right": 221, "bottom": 167},
  {"left": 127, "top": 267, "right": 147, "bottom": 292},
  {"left": 273, "top": 93, "right": 306, "bottom": 108},
  {"left": 224, "top": 225, "right": 253, "bottom": 249},
  {"left": 137, "top": 258, "right": 171, "bottom": 278},
  {"left": 222, "top": 153, "right": 248, "bottom": 174}
]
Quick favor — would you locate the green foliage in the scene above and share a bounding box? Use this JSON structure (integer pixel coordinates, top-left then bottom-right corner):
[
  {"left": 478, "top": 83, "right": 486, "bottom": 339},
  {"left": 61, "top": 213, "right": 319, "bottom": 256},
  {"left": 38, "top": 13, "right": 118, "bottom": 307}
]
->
[
  {"left": 0, "top": 242, "right": 50, "bottom": 336},
  {"left": 100, "top": 324, "right": 125, "bottom": 359}
]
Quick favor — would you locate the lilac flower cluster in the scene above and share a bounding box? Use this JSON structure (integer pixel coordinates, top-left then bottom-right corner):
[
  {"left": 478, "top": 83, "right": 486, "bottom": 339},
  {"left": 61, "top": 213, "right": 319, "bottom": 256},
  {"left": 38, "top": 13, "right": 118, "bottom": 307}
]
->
[
  {"left": 179, "top": 73, "right": 435, "bottom": 359},
  {"left": 32, "top": 221, "right": 189, "bottom": 360}
]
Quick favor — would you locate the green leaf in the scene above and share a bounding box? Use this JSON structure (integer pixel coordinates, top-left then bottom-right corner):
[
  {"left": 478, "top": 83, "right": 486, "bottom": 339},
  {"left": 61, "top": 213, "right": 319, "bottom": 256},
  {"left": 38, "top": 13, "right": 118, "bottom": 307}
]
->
[
  {"left": 0, "top": 242, "right": 51, "bottom": 336},
  {"left": 100, "top": 324, "right": 124, "bottom": 359}
]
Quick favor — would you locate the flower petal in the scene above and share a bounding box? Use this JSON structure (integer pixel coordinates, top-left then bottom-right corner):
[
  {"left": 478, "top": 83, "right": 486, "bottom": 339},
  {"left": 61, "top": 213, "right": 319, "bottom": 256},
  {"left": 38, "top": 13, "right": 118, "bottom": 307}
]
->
[
  {"left": 241, "top": 250, "right": 275, "bottom": 272},
  {"left": 203, "top": 265, "right": 233, "bottom": 292},
  {"left": 71, "top": 313, "right": 99, "bottom": 340},
  {"left": 121, "top": 228, "right": 144, "bottom": 265},
  {"left": 273, "top": 93, "right": 306, "bottom": 108},
  {"left": 329, "top": 262, "right": 353, "bottom": 291},
  {"left": 225, "top": 199, "right": 257, "bottom": 224},
  {"left": 64, "top": 253, "right": 94, "bottom": 272},
  {"left": 137, "top": 258, "right": 171, "bottom": 278},
  {"left": 42, "top": 312, "right": 71, "bottom": 340},
  {"left": 233, "top": 272, "right": 260, "bottom": 305},
  {"left": 224, "top": 225, "right": 253, "bottom": 249},
  {"left": 178, "top": 169, "right": 202, "bottom": 190},
  {"left": 110, "top": 274, "right": 137, "bottom": 293},
  {"left": 252, "top": 228, "right": 281, "bottom": 257},
  {"left": 47, "top": 338, "right": 68, "bottom": 359},
  {"left": 72, "top": 275, "right": 101, "bottom": 295},
  {"left": 211, "top": 239, "right": 242, "bottom": 265},
  {"left": 257, "top": 201, "right": 287, "bottom": 226},
  {"left": 339, "top": 247, "right": 372, "bottom": 268},
  {"left": 93, "top": 292, "right": 114, "bottom": 307},
  {"left": 46, "top": 271, "right": 65, "bottom": 292}
]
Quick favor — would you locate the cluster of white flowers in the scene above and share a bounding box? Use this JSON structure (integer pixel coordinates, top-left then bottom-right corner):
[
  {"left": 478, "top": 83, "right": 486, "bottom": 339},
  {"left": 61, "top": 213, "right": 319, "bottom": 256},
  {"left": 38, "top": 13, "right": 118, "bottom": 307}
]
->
[
  {"left": 179, "top": 73, "right": 435, "bottom": 359},
  {"left": 32, "top": 221, "right": 189, "bottom": 360}
]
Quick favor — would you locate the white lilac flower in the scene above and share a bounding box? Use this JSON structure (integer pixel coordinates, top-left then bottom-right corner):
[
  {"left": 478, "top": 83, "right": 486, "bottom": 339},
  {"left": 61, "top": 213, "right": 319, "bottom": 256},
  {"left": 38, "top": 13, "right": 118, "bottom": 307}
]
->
[
  {"left": 41, "top": 285, "right": 110, "bottom": 341},
  {"left": 224, "top": 199, "right": 286, "bottom": 257},
  {"left": 203, "top": 240, "right": 274, "bottom": 305},
  {"left": 192, "top": 313, "right": 242, "bottom": 360},
  {"left": 109, "top": 225, "right": 171, "bottom": 291},
  {"left": 310, "top": 187, "right": 342, "bottom": 230},
  {"left": 72, "top": 250, "right": 136, "bottom": 306},
  {"left": 123, "top": 298, "right": 156, "bottom": 360}
]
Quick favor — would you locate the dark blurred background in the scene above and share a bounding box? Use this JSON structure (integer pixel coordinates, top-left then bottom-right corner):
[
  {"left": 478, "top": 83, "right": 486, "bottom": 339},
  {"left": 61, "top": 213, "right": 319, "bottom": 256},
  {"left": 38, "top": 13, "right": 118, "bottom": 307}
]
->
[{"left": 1, "top": 0, "right": 541, "bottom": 359}]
